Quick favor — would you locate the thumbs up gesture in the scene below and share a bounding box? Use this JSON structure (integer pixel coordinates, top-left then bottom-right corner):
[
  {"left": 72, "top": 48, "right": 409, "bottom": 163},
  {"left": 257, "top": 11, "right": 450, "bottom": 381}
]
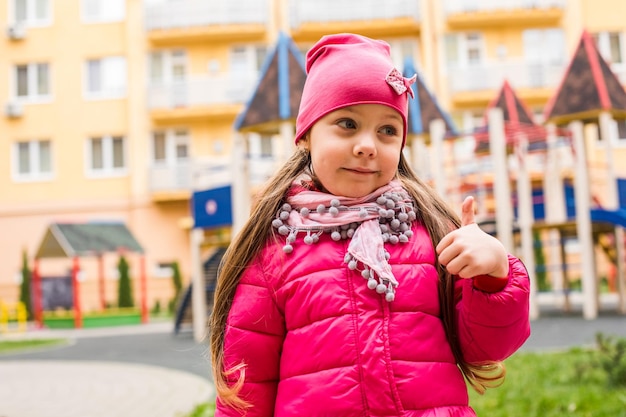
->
[{"left": 436, "top": 196, "right": 509, "bottom": 279}]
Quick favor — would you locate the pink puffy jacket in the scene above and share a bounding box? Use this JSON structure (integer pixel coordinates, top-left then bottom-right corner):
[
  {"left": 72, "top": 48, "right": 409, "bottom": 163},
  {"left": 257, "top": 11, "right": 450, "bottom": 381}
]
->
[{"left": 217, "top": 222, "right": 530, "bottom": 416}]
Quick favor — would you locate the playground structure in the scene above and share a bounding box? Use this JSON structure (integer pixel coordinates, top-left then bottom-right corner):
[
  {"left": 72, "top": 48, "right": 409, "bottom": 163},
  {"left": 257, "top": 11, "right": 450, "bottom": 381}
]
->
[
  {"left": 181, "top": 30, "right": 626, "bottom": 340},
  {"left": 428, "top": 108, "right": 626, "bottom": 320},
  {"left": 420, "top": 31, "right": 626, "bottom": 319},
  {"left": 30, "top": 222, "right": 148, "bottom": 329}
]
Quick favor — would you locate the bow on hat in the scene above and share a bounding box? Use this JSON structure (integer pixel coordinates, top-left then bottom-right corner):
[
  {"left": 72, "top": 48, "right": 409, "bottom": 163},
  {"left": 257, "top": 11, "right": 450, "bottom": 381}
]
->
[{"left": 386, "top": 68, "right": 417, "bottom": 99}]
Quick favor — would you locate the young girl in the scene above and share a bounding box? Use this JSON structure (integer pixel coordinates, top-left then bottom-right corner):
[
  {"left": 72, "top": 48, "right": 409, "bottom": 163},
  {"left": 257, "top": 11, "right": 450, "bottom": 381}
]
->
[{"left": 209, "top": 33, "right": 530, "bottom": 416}]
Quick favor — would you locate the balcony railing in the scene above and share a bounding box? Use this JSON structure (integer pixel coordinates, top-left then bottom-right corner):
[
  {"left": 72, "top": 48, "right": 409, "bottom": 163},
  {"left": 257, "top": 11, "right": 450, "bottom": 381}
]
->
[
  {"left": 444, "top": 0, "right": 566, "bottom": 14},
  {"left": 150, "top": 161, "right": 195, "bottom": 193},
  {"left": 446, "top": 60, "right": 565, "bottom": 93},
  {"left": 149, "top": 156, "right": 278, "bottom": 194},
  {"left": 147, "top": 73, "right": 259, "bottom": 109},
  {"left": 144, "top": 0, "right": 269, "bottom": 31},
  {"left": 290, "top": 0, "right": 420, "bottom": 27}
]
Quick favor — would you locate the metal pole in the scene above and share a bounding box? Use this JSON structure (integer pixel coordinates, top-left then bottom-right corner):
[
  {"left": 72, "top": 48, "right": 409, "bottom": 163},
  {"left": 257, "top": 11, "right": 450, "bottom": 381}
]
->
[
  {"left": 33, "top": 258, "right": 43, "bottom": 328},
  {"left": 72, "top": 256, "right": 82, "bottom": 328}
]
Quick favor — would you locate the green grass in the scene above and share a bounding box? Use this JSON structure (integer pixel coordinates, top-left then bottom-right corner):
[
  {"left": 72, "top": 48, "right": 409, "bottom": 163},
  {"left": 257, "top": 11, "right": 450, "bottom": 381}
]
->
[
  {"left": 0, "top": 338, "right": 67, "bottom": 354},
  {"left": 470, "top": 349, "right": 626, "bottom": 416},
  {"left": 185, "top": 348, "right": 626, "bottom": 417},
  {"left": 181, "top": 402, "right": 215, "bottom": 417}
]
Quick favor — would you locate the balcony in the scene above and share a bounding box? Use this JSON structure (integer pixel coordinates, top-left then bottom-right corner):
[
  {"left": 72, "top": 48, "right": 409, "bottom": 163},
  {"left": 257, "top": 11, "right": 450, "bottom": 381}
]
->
[
  {"left": 289, "top": 0, "right": 421, "bottom": 41},
  {"left": 445, "top": 0, "right": 566, "bottom": 29},
  {"left": 149, "top": 157, "right": 277, "bottom": 202},
  {"left": 147, "top": 73, "right": 259, "bottom": 122},
  {"left": 145, "top": 0, "right": 269, "bottom": 45},
  {"left": 446, "top": 59, "right": 565, "bottom": 107}
]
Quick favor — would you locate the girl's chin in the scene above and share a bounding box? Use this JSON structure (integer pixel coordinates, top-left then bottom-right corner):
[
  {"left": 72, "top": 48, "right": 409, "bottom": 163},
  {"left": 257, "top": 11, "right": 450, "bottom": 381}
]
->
[{"left": 326, "top": 185, "right": 378, "bottom": 198}]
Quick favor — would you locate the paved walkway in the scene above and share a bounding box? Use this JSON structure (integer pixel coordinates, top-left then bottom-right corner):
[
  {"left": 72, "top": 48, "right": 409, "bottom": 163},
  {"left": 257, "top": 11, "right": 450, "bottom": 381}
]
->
[
  {"left": 0, "top": 360, "right": 212, "bottom": 417},
  {"left": 0, "top": 321, "right": 213, "bottom": 417}
]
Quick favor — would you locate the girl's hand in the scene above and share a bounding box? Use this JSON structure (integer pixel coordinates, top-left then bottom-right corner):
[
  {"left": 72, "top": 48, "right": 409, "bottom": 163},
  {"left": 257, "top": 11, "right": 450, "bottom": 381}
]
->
[{"left": 436, "top": 196, "right": 509, "bottom": 279}]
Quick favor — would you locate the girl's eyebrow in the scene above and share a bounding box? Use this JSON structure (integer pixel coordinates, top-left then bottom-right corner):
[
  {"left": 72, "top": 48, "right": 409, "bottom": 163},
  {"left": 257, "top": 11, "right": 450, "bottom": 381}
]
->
[{"left": 340, "top": 106, "right": 403, "bottom": 122}]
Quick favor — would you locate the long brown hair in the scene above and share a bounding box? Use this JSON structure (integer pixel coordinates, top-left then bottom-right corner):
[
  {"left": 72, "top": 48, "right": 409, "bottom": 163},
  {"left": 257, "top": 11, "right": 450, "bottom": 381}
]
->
[{"left": 209, "top": 149, "right": 504, "bottom": 410}]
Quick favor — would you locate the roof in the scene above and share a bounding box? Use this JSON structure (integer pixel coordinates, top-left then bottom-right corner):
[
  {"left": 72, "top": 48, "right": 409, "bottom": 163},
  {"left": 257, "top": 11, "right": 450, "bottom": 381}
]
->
[
  {"left": 234, "top": 32, "right": 307, "bottom": 132},
  {"left": 403, "top": 58, "right": 457, "bottom": 138},
  {"left": 35, "top": 222, "right": 144, "bottom": 259},
  {"left": 474, "top": 80, "right": 549, "bottom": 154},
  {"left": 486, "top": 80, "right": 536, "bottom": 126},
  {"left": 544, "top": 30, "right": 626, "bottom": 124}
]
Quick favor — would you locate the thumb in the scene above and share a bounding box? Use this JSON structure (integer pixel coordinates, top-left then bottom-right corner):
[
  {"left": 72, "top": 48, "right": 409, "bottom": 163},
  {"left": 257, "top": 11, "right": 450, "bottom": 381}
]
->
[{"left": 461, "top": 196, "right": 476, "bottom": 226}]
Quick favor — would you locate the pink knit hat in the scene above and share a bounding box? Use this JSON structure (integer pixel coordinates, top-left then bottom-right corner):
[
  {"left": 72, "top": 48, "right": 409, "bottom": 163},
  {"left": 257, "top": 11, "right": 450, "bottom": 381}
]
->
[{"left": 295, "top": 33, "right": 416, "bottom": 146}]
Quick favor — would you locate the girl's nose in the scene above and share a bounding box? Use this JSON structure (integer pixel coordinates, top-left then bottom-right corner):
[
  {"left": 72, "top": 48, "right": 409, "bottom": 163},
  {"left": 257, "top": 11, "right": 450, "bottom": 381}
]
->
[{"left": 353, "top": 132, "right": 377, "bottom": 157}]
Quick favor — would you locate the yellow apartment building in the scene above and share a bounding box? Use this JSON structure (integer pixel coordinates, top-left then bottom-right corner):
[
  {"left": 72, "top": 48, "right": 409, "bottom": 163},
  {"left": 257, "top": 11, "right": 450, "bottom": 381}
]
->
[{"left": 2, "top": 0, "right": 626, "bottom": 315}]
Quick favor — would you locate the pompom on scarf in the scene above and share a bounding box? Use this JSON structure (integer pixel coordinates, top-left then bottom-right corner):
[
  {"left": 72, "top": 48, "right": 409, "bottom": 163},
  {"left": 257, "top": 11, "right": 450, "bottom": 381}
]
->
[{"left": 272, "top": 176, "right": 416, "bottom": 301}]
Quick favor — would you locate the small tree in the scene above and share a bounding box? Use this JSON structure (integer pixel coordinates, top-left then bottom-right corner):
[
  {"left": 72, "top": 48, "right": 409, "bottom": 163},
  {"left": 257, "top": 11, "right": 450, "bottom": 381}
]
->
[
  {"left": 169, "top": 261, "right": 183, "bottom": 314},
  {"left": 117, "top": 255, "right": 134, "bottom": 308},
  {"left": 19, "top": 249, "right": 33, "bottom": 320}
]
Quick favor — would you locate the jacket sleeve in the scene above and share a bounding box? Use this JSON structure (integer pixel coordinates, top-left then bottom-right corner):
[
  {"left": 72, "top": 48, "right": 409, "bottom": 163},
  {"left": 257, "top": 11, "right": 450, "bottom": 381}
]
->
[
  {"left": 215, "top": 255, "right": 285, "bottom": 416},
  {"left": 455, "top": 254, "right": 531, "bottom": 363}
]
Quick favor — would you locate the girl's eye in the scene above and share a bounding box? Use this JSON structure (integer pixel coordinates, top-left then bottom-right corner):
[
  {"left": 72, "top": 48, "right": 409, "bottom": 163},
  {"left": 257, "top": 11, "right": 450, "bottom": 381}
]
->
[
  {"left": 337, "top": 119, "right": 357, "bottom": 129},
  {"left": 380, "top": 126, "right": 398, "bottom": 136}
]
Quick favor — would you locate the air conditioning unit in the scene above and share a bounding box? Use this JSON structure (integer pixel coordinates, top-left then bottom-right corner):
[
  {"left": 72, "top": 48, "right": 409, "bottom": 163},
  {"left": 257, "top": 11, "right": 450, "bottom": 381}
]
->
[
  {"left": 7, "top": 23, "right": 26, "bottom": 40},
  {"left": 5, "top": 102, "right": 24, "bottom": 118}
]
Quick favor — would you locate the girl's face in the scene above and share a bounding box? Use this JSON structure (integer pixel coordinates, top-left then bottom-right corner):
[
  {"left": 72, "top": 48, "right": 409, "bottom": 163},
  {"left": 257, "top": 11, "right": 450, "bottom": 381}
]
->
[{"left": 305, "top": 104, "right": 404, "bottom": 198}]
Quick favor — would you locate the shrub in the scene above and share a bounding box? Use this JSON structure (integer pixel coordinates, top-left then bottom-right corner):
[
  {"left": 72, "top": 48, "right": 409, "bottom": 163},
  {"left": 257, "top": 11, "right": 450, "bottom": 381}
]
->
[
  {"left": 170, "top": 261, "right": 183, "bottom": 313},
  {"left": 151, "top": 300, "right": 161, "bottom": 315},
  {"left": 18, "top": 249, "right": 33, "bottom": 320},
  {"left": 117, "top": 255, "right": 134, "bottom": 308},
  {"left": 595, "top": 332, "right": 626, "bottom": 388}
]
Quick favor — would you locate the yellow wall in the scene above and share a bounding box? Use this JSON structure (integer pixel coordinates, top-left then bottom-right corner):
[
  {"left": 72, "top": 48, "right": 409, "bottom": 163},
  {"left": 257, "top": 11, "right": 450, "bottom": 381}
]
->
[{"left": 581, "top": 0, "right": 626, "bottom": 31}]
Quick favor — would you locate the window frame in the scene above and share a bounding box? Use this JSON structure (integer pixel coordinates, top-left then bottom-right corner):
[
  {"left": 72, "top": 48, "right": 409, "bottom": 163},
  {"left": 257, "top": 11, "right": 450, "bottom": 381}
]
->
[
  {"left": 85, "top": 134, "right": 128, "bottom": 178},
  {"left": 148, "top": 49, "right": 188, "bottom": 85},
  {"left": 11, "top": 139, "right": 54, "bottom": 182},
  {"left": 444, "top": 32, "right": 485, "bottom": 70},
  {"left": 9, "top": 0, "right": 52, "bottom": 27},
  {"left": 80, "top": 0, "right": 126, "bottom": 24},
  {"left": 150, "top": 128, "right": 190, "bottom": 166},
  {"left": 12, "top": 62, "right": 52, "bottom": 103},
  {"left": 593, "top": 31, "right": 625, "bottom": 66},
  {"left": 83, "top": 56, "right": 128, "bottom": 100}
]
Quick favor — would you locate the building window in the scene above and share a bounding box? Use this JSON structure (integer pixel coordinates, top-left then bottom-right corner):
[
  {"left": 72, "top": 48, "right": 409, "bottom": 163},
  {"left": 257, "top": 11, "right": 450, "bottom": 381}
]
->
[
  {"left": 82, "top": 0, "right": 126, "bottom": 23},
  {"left": 230, "top": 45, "right": 267, "bottom": 74},
  {"left": 151, "top": 129, "right": 189, "bottom": 165},
  {"left": 149, "top": 50, "right": 187, "bottom": 84},
  {"left": 14, "top": 63, "right": 50, "bottom": 101},
  {"left": 260, "top": 135, "right": 273, "bottom": 157},
  {"left": 11, "top": 0, "right": 51, "bottom": 26},
  {"left": 604, "top": 119, "right": 626, "bottom": 144},
  {"left": 523, "top": 29, "right": 566, "bottom": 65},
  {"left": 12, "top": 139, "right": 53, "bottom": 181},
  {"left": 387, "top": 39, "right": 419, "bottom": 70},
  {"left": 228, "top": 46, "right": 266, "bottom": 101},
  {"left": 86, "top": 135, "right": 126, "bottom": 176},
  {"left": 444, "top": 32, "right": 484, "bottom": 68},
  {"left": 593, "top": 31, "right": 624, "bottom": 65},
  {"left": 153, "top": 262, "right": 174, "bottom": 279},
  {"left": 85, "top": 56, "right": 127, "bottom": 99},
  {"left": 522, "top": 28, "right": 566, "bottom": 88}
]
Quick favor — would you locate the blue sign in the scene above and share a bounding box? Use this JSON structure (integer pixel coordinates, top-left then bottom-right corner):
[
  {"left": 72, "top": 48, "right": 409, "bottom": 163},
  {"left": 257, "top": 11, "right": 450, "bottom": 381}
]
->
[{"left": 192, "top": 185, "right": 233, "bottom": 229}]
